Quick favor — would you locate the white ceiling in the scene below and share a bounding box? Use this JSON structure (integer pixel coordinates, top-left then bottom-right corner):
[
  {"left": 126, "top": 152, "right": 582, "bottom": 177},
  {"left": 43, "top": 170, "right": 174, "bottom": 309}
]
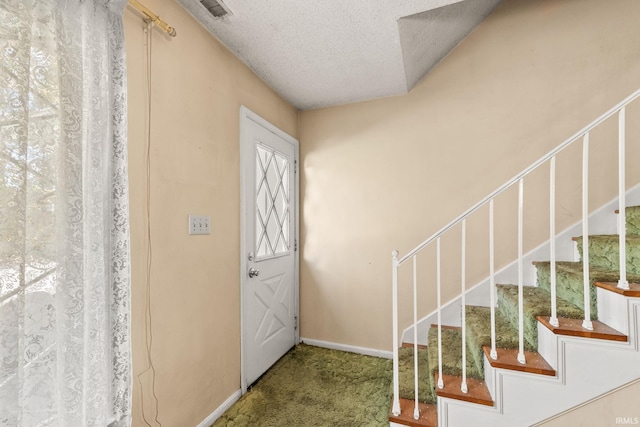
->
[{"left": 176, "top": 0, "right": 502, "bottom": 110}]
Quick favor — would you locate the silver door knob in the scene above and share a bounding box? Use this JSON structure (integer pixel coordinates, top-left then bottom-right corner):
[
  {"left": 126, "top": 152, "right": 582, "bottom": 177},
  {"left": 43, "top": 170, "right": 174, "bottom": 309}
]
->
[{"left": 248, "top": 267, "right": 260, "bottom": 278}]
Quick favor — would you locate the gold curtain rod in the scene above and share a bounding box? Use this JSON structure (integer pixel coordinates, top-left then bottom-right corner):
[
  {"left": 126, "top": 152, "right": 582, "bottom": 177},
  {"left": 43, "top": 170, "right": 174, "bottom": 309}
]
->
[{"left": 128, "top": 0, "right": 177, "bottom": 37}]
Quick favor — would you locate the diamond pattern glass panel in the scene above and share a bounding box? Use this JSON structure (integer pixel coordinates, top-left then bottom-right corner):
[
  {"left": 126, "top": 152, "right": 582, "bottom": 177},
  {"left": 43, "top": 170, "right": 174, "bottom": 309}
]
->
[{"left": 256, "top": 144, "right": 290, "bottom": 258}]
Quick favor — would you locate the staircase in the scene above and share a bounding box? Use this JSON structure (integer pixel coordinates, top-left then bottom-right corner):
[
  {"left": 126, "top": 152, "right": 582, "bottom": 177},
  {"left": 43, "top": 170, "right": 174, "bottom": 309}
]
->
[{"left": 388, "top": 89, "right": 640, "bottom": 427}]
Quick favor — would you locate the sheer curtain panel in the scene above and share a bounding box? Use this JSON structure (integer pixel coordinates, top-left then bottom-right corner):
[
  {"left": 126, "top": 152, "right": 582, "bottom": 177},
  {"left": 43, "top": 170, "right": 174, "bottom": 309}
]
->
[{"left": 0, "top": 0, "right": 131, "bottom": 426}]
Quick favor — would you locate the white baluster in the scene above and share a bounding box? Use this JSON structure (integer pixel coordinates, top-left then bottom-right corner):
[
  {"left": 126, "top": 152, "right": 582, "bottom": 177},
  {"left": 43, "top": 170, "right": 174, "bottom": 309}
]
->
[
  {"left": 517, "top": 179, "right": 526, "bottom": 364},
  {"left": 412, "top": 256, "right": 420, "bottom": 420},
  {"left": 489, "top": 199, "right": 497, "bottom": 360},
  {"left": 392, "top": 250, "right": 401, "bottom": 416},
  {"left": 582, "top": 135, "right": 594, "bottom": 330},
  {"left": 461, "top": 219, "right": 468, "bottom": 393},
  {"left": 549, "top": 157, "right": 559, "bottom": 327},
  {"left": 618, "top": 108, "right": 630, "bottom": 290},
  {"left": 437, "top": 238, "right": 444, "bottom": 389}
]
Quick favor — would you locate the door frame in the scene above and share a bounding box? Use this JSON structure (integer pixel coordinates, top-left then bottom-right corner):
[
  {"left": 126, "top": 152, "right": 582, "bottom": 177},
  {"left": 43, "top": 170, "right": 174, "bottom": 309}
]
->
[{"left": 239, "top": 106, "right": 300, "bottom": 394}]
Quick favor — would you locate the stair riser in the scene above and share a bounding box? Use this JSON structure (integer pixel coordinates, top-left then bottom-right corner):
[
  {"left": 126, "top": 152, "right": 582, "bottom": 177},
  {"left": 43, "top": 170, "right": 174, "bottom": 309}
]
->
[
  {"left": 466, "top": 343, "right": 486, "bottom": 386},
  {"left": 427, "top": 327, "right": 483, "bottom": 381},
  {"left": 596, "top": 287, "right": 629, "bottom": 335},
  {"left": 463, "top": 306, "right": 525, "bottom": 381},
  {"left": 483, "top": 356, "right": 496, "bottom": 400},
  {"left": 397, "top": 347, "right": 435, "bottom": 404},
  {"left": 536, "top": 263, "right": 598, "bottom": 318},
  {"left": 496, "top": 287, "right": 542, "bottom": 351},
  {"left": 537, "top": 322, "right": 558, "bottom": 370},
  {"left": 576, "top": 236, "right": 640, "bottom": 275},
  {"left": 625, "top": 206, "right": 640, "bottom": 235}
]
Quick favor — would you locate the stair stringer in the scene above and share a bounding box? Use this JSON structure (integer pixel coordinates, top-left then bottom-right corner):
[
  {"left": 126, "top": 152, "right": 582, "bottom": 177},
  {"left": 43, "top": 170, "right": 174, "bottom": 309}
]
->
[{"left": 435, "top": 297, "right": 640, "bottom": 427}]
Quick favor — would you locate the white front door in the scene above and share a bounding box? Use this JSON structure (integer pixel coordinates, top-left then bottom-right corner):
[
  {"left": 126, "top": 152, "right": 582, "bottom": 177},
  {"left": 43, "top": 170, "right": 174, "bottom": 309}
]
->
[{"left": 240, "top": 107, "right": 298, "bottom": 391}]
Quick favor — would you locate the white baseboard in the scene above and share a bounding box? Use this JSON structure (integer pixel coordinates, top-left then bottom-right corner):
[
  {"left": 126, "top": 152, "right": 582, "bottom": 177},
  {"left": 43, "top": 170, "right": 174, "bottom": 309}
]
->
[
  {"left": 195, "top": 389, "right": 242, "bottom": 427},
  {"left": 301, "top": 337, "right": 393, "bottom": 359},
  {"left": 196, "top": 340, "right": 389, "bottom": 427}
]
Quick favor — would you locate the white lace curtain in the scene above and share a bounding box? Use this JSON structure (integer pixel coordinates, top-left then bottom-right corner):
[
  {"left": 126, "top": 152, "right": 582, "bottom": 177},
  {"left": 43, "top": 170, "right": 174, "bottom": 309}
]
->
[{"left": 0, "top": 0, "right": 131, "bottom": 426}]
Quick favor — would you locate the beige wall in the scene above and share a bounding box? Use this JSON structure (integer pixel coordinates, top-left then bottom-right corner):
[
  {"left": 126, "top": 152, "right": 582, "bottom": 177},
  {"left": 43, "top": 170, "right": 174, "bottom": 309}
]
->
[
  {"left": 299, "top": 0, "right": 640, "bottom": 351},
  {"left": 122, "top": 0, "right": 640, "bottom": 424},
  {"left": 124, "top": 2, "right": 297, "bottom": 426},
  {"left": 536, "top": 379, "right": 640, "bottom": 427}
]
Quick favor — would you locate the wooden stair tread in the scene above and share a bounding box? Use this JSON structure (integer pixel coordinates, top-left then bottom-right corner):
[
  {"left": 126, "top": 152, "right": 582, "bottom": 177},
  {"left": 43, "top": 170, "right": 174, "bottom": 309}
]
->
[
  {"left": 389, "top": 398, "right": 437, "bottom": 427},
  {"left": 434, "top": 374, "right": 493, "bottom": 406},
  {"left": 482, "top": 346, "right": 555, "bottom": 376},
  {"left": 537, "top": 316, "right": 627, "bottom": 341},
  {"left": 595, "top": 281, "right": 640, "bottom": 297}
]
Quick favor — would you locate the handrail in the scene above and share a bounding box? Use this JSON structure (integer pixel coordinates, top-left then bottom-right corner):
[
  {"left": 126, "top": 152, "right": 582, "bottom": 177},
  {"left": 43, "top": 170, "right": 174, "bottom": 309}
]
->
[{"left": 397, "top": 87, "right": 640, "bottom": 265}]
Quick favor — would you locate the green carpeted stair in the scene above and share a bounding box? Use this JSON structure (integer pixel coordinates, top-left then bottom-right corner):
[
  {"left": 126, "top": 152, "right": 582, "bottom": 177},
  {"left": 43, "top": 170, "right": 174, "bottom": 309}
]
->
[
  {"left": 536, "top": 261, "right": 640, "bottom": 318},
  {"left": 398, "top": 346, "right": 433, "bottom": 404},
  {"left": 536, "top": 261, "right": 599, "bottom": 317},
  {"left": 427, "top": 326, "right": 483, "bottom": 382},
  {"left": 397, "top": 328, "right": 479, "bottom": 404},
  {"left": 396, "top": 206, "right": 640, "bottom": 413},
  {"left": 397, "top": 326, "right": 488, "bottom": 404},
  {"left": 464, "top": 305, "right": 527, "bottom": 375},
  {"left": 624, "top": 206, "right": 640, "bottom": 235},
  {"left": 575, "top": 235, "right": 640, "bottom": 275},
  {"left": 496, "top": 284, "right": 585, "bottom": 348}
]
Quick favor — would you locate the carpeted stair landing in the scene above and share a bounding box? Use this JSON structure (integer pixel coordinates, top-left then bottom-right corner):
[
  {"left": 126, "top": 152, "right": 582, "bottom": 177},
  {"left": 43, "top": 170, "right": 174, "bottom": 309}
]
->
[{"left": 393, "top": 206, "right": 640, "bottom": 426}]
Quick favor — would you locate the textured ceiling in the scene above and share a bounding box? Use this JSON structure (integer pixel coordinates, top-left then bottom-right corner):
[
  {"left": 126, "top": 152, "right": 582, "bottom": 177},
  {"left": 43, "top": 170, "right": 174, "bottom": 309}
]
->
[{"left": 176, "top": 0, "right": 502, "bottom": 110}]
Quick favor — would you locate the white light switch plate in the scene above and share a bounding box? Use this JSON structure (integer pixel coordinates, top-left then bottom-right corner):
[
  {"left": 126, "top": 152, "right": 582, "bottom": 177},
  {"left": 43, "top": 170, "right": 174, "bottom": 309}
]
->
[{"left": 188, "top": 214, "right": 211, "bottom": 235}]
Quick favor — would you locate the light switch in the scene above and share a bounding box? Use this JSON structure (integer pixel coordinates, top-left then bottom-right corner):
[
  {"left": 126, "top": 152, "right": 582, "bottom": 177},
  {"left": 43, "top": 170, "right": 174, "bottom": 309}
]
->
[{"left": 188, "top": 214, "right": 211, "bottom": 235}]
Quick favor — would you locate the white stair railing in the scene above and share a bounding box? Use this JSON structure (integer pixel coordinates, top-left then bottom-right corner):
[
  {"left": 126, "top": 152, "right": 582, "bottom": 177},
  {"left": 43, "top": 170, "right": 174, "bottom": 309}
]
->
[
  {"left": 436, "top": 238, "right": 444, "bottom": 390},
  {"left": 489, "top": 199, "right": 497, "bottom": 359},
  {"left": 461, "top": 219, "right": 468, "bottom": 393},
  {"left": 391, "top": 88, "right": 640, "bottom": 418},
  {"left": 412, "top": 256, "right": 419, "bottom": 419},
  {"left": 618, "top": 108, "right": 630, "bottom": 290},
  {"left": 517, "top": 178, "right": 526, "bottom": 364},
  {"left": 391, "top": 250, "right": 400, "bottom": 416},
  {"left": 582, "top": 134, "right": 593, "bottom": 330},
  {"left": 549, "top": 156, "right": 559, "bottom": 327}
]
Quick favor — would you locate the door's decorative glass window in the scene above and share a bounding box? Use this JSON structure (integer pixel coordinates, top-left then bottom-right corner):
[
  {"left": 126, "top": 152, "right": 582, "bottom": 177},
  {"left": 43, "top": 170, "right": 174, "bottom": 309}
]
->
[{"left": 256, "top": 144, "right": 290, "bottom": 258}]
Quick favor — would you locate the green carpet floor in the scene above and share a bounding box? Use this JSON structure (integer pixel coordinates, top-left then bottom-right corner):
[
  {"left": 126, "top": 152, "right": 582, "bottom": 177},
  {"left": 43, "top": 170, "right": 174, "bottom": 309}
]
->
[{"left": 212, "top": 343, "right": 392, "bottom": 426}]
